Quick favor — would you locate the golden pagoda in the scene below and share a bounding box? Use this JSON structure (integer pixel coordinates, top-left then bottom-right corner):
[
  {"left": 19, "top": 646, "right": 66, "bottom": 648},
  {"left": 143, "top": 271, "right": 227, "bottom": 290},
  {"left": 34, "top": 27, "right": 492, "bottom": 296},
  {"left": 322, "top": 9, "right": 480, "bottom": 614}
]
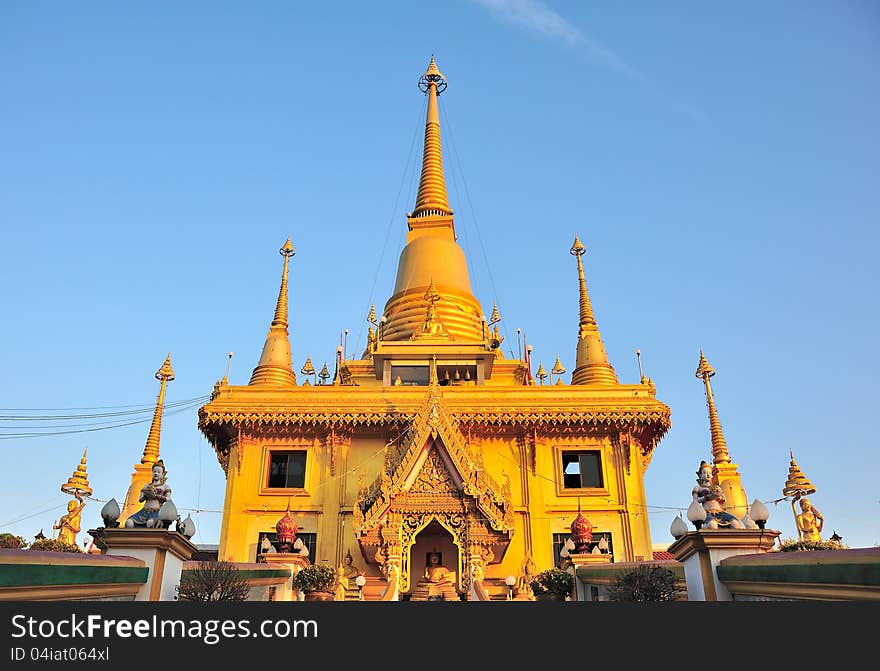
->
[{"left": 198, "top": 58, "right": 671, "bottom": 599}]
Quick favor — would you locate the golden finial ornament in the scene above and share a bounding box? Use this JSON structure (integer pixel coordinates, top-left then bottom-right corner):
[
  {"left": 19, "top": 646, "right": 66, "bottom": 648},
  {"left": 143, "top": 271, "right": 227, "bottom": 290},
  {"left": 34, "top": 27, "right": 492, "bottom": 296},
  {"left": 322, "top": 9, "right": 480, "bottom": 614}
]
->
[
  {"left": 141, "top": 353, "right": 175, "bottom": 465},
  {"left": 570, "top": 234, "right": 618, "bottom": 385},
  {"left": 301, "top": 357, "right": 315, "bottom": 377},
  {"left": 318, "top": 362, "right": 330, "bottom": 384},
  {"left": 695, "top": 350, "right": 730, "bottom": 464},
  {"left": 489, "top": 303, "right": 501, "bottom": 325},
  {"left": 61, "top": 449, "right": 93, "bottom": 498},
  {"left": 367, "top": 304, "right": 377, "bottom": 325},
  {"left": 536, "top": 362, "right": 548, "bottom": 384},
  {"left": 249, "top": 238, "right": 298, "bottom": 386}
]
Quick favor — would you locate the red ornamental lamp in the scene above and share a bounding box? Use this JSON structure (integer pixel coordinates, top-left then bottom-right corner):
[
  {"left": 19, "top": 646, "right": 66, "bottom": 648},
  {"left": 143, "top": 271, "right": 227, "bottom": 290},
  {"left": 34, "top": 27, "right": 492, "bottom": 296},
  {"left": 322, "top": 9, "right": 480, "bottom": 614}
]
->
[
  {"left": 570, "top": 510, "right": 593, "bottom": 554},
  {"left": 275, "top": 507, "right": 298, "bottom": 553}
]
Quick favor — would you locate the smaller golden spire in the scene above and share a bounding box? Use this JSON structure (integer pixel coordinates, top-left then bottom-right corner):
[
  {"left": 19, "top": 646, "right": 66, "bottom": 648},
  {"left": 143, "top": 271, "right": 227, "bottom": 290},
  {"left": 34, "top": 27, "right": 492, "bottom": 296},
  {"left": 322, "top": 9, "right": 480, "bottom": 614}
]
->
[
  {"left": 551, "top": 356, "right": 565, "bottom": 376},
  {"left": 695, "top": 350, "right": 730, "bottom": 464},
  {"left": 142, "top": 354, "right": 175, "bottom": 465},
  {"left": 570, "top": 235, "right": 618, "bottom": 385},
  {"left": 61, "top": 449, "right": 93, "bottom": 498},
  {"left": 249, "top": 238, "right": 298, "bottom": 386},
  {"left": 367, "top": 304, "right": 377, "bottom": 325}
]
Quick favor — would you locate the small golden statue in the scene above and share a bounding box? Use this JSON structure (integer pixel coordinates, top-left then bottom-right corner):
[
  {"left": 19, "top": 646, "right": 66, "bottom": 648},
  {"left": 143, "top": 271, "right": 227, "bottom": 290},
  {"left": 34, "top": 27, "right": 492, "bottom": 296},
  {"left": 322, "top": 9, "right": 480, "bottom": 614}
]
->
[
  {"left": 55, "top": 450, "right": 92, "bottom": 546},
  {"left": 796, "top": 497, "right": 824, "bottom": 542},
  {"left": 53, "top": 492, "right": 86, "bottom": 546}
]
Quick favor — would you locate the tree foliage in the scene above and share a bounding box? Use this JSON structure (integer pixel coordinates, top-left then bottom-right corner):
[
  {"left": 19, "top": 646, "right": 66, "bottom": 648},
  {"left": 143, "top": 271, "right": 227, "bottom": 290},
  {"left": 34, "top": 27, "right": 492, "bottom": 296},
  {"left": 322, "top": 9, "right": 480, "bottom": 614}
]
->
[
  {"left": 0, "top": 533, "right": 28, "bottom": 549},
  {"left": 176, "top": 561, "right": 250, "bottom": 602},
  {"left": 607, "top": 565, "right": 679, "bottom": 602},
  {"left": 530, "top": 568, "right": 574, "bottom": 596},
  {"left": 779, "top": 538, "right": 846, "bottom": 552},
  {"left": 292, "top": 563, "right": 337, "bottom": 593},
  {"left": 29, "top": 538, "right": 83, "bottom": 553}
]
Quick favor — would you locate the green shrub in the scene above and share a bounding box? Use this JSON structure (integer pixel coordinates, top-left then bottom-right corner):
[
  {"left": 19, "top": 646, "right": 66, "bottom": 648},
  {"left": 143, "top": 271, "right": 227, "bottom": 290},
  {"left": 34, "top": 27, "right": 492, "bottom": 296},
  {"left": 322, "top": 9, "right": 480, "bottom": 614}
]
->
[
  {"left": 0, "top": 533, "right": 28, "bottom": 549},
  {"left": 177, "top": 561, "right": 250, "bottom": 602},
  {"left": 530, "top": 568, "right": 574, "bottom": 597},
  {"left": 292, "top": 563, "right": 337, "bottom": 593},
  {"left": 779, "top": 538, "right": 846, "bottom": 552},
  {"left": 607, "top": 565, "right": 679, "bottom": 602},
  {"left": 28, "top": 538, "right": 83, "bottom": 553}
]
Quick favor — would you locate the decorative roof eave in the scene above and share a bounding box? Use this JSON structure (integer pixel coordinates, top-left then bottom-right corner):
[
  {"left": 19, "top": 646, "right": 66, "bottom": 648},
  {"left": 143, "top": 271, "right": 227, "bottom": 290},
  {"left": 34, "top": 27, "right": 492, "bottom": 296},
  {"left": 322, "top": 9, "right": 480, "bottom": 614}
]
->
[
  {"left": 199, "top": 405, "right": 669, "bottom": 432},
  {"left": 198, "top": 393, "right": 671, "bottom": 471}
]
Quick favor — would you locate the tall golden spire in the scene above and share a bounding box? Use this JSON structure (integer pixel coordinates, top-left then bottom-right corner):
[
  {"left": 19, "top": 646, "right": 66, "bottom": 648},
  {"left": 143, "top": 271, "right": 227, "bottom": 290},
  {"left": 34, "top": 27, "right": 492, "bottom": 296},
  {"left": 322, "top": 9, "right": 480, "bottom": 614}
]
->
[
  {"left": 570, "top": 235, "right": 618, "bottom": 385},
  {"left": 410, "top": 56, "right": 453, "bottom": 220},
  {"left": 120, "top": 354, "right": 175, "bottom": 525},
  {"left": 695, "top": 350, "right": 749, "bottom": 518},
  {"left": 381, "top": 59, "right": 485, "bottom": 342},
  {"left": 141, "top": 354, "right": 175, "bottom": 465},
  {"left": 249, "top": 238, "right": 298, "bottom": 386},
  {"left": 695, "top": 350, "right": 730, "bottom": 464}
]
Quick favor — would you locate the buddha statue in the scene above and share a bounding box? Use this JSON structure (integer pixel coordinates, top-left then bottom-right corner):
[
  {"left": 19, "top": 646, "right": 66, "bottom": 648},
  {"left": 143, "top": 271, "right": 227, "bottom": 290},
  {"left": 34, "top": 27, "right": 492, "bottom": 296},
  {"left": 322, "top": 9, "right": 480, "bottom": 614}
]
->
[
  {"left": 53, "top": 492, "right": 86, "bottom": 546},
  {"left": 411, "top": 551, "right": 459, "bottom": 601}
]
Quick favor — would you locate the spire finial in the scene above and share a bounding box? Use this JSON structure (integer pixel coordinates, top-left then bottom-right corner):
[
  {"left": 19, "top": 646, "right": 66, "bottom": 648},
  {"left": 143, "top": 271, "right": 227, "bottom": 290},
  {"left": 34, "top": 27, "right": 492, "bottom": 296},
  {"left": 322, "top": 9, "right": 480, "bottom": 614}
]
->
[
  {"left": 695, "top": 351, "right": 731, "bottom": 464},
  {"left": 142, "top": 353, "right": 174, "bottom": 464},
  {"left": 272, "top": 237, "right": 296, "bottom": 327},
  {"left": 411, "top": 57, "right": 452, "bottom": 219},
  {"left": 249, "top": 238, "right": 298, "bottom": 386},
  {"left": 570, "top": 234, "right": 618, "bottom": 385}
]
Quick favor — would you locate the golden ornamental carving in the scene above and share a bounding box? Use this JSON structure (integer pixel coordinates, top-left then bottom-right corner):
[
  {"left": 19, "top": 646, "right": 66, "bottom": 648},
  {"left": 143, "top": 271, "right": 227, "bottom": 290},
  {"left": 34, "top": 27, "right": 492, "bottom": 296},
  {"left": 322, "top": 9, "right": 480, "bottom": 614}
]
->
[{"left": 411, "top": 448, "right": 458, "bottom": 494}]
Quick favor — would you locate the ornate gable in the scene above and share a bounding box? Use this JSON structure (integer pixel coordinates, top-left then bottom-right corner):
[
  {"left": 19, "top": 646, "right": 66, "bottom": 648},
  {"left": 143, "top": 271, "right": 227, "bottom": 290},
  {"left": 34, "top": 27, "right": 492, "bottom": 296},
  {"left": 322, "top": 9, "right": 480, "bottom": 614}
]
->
[{"left": 354, "top": 377, "right": 514, "bottom": 537}]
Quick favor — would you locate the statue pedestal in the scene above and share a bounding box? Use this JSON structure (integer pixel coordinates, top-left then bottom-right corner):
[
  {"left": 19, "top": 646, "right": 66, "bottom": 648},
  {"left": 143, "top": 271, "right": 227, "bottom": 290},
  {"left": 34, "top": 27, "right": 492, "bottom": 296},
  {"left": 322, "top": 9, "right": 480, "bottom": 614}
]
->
[
  {"left": 569, "top": 553, "right": 612, "bottom": 601},
  {"left": 668, "top": 529, "right": 780, "bottom": 601},
  {"left": 259, "top": 553, "right": 310, "bottom": 601},
  {"left": 89, "top": 528, "right": 197, "bottom": 602},
  {"left": 410, "top": 574, "right": 459, "bottom": 601}
]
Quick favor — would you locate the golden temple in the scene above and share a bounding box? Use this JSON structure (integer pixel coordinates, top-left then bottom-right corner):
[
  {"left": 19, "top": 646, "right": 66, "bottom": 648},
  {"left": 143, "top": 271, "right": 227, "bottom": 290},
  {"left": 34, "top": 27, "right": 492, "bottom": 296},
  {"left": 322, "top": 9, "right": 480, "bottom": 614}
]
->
[{"left": 198, "top": 58, "right": 672, "bottom": 599}]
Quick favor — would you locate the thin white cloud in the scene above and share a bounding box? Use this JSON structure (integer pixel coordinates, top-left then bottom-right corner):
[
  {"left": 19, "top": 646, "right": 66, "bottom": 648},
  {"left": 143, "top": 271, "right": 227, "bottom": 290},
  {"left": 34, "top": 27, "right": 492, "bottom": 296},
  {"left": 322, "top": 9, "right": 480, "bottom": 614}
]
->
[
  {"left": 470, "top": 0, "right": 641, "bottom": 79},
  {"left": 469, "top": 0, "right": 708, "bottom": 123}
]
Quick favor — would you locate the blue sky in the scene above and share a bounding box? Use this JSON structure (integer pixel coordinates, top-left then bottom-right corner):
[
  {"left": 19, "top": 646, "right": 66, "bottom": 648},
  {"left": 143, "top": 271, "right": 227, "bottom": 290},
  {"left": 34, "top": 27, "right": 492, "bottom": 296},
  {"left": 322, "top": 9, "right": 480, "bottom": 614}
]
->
[{"left": 1, "top": 1, "right": 878, "bottom": 552}]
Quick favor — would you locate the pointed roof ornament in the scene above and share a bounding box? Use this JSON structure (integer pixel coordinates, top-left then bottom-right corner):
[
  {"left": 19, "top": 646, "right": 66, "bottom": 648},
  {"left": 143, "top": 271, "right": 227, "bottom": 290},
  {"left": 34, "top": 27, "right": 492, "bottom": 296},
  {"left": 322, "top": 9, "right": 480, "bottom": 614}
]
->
[
  {"left": 318, "top": 362, "right": 330, "bottom": 384},
  {"left": 489, "top": 303, "right": 501, "bottom": 325},
  {"left": 410, "top": 56, "right": 452, "bottom": 219},
  {"left": 141, "top": 354, "right": 175, "bottom": 465},
  {"left": 570, "top": 235, "right": 618, "bottom": 385},
  {"left": 367, "top": 304, "right": 377, "bottom": 325},
  {"left": 249, "top": 238, "right": 297, "bottom": 386},
  {"left": 694, "top": 350, "right": 731, "bottom": 464},
  {"left": 536, "top": 362, "right": 548, "bottom": 384},
  {"left": 300, "top": 357, "right": 315, "bottom": 377},
  {"left": 61, "top": 449, "right": 93, "bottom": 498},
  {"left": 551, "top": 356, "right": 566, "bottom": 376}
]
